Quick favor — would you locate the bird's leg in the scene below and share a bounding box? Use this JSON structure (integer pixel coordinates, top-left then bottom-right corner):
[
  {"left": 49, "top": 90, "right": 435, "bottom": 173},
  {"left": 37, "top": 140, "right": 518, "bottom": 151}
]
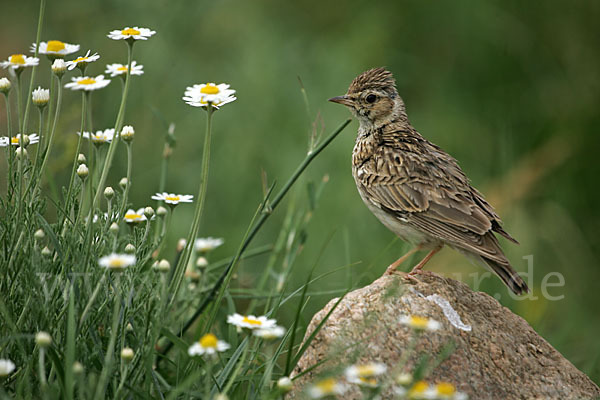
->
[
  {"left": 385, "top": 244, "right": 423, "bottom": 275},
  {"left": 408, "top": 245, "right": 442, "bottom": 275}
]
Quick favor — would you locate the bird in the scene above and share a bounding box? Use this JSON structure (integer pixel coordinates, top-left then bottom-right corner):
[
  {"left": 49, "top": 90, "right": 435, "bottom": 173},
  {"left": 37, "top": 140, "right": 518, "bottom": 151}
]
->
[{"left": 329, "top": 67, "right": 528, "bottom": 295}]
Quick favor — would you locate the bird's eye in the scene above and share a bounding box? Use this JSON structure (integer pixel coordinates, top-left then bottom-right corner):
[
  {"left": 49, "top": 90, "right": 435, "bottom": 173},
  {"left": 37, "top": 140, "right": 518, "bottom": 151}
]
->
[{"left": 366, "top": 94, "right": 377, "bottom": 103}]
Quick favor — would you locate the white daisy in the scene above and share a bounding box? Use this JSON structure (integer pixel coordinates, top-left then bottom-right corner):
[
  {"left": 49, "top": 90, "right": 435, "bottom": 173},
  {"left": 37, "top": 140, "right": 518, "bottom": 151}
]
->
[
  {"left": 431, "top": 382, "right": 468, "bottom": 400},
  {"left": 344, "top": 362, "right": 387, "bottom": 387},
  {"left": 227, "top": 313, "right": 277, "bottom": 330},
  {"left": 107, "top": 27, "right": 156, "bottom": 41},
  {"left": 277, "top": 376, "right": 293, "bottom": 392},
  {"left": 105, "top": 61, "right": 144, "bottom": 77},
  {"left": 0, "top": 359, "right": 15, "bottom": 377},
  {"left": 187, "top": 333, "right": 230, "bottom": 357},
  {"left": 1, "top": 54, "right": 39, "bottom": 70},
  {"left": 399, "top": 315, "right": 441, "bottom": 331},
  {"left": 307, "top": 377, "right": 348, "bottom": 399},
  {"left": 32, "top": 86, "right": 50, "bottom": 107},
  {"left": 151, "top": 192, "right": 193, "bottom": 205},
  {"left": 123, "top": 208, "right": 147, "bottom": 224},
  {"left": 0, "top": 134, "right": 40, "bottom": 147},
  {"left": 183, "top": 83, "right": 236, "bottom": 109},
  {"left": 65, "top": 50, "right": 100, "bottom": 71},
  {"left": 98, "top": 253, "right": 136, "bottom": 271},
  {"left": 252, "top": 325, "right": 285, "bottom": 339},
  {"left": 64, "top": 75, "right": 111, "bottom": 91},
  {"left": 194, "top": 237, "right": 224, "bottom": 253},
  {"left": 77, "top": 128, "right": 115, "bottom": 144},
  {"left": 31, "top": 40, "right": 80, "bottom": 57}
]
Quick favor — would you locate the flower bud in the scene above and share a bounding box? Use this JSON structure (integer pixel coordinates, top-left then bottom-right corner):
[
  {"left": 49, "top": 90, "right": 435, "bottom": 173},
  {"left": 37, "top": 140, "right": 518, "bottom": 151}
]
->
[
  {"left": 124, "top": 243, "right": 136, "bottom": 254},
  {"left": 120, "top": 347, "right": 134, "bottom": 363},
  {"left": 0, "top": 77, "right": 11, "bottom": 94},
  {"left": 153, "top": 259, "right": 170, "bottom": 273},
  {"left": 121, "top": 125, "right": 135, "bottom": 143},
  {"left": 143, "top": 206, "right": 154, "bottom": 219},
  {"left": 177, "top": 238, "right": 187, "bottom": 252},
  {"left": 109, "top": 222, "right": 119, "bottom": 234},
  {"left": 34, "top": 229, "right": 45, "bottom": 240},
  {"left": 32, "top": 86, "right": 49, "bottom": 107},
  {"left": 126, "top": 322, "right": 134, "bottom": 332},
  {"left": 119, "top": 177, "right": 128, "bottom": 190},
  {"left": 277, "top": 376, "right": 293, "bottom": 392},
  {"left": 51, "top": 59, "right": 67, "bottom": 76},
  {"left": 156, "top": 206, "right": 168, "bottom": 217},
  {"left": 76, "top": 164, "right": 88, "bottom": 180},
  {"left": 35, "top": 331, "right": 52, "bottom": 348},
  {"left": 196, "top": 256, "right": 208, "bottom": 268},
  {"left": 72, "top": 361, "right": 84, "bottom": 375},
  {"left": 41, "top": 246, "right": 52, "bottom": 257},
  {"left": 77, "top": 153, "right": 86, "bottom": 164},
  {"left": 104, "top": 186, "right": 115, "bottom": 200},
  {"left": 15, "top": 147, "right": 28, "bottom": 159},
  {"left": 213, "top": 394, "right": 228, "bottom": 400}
]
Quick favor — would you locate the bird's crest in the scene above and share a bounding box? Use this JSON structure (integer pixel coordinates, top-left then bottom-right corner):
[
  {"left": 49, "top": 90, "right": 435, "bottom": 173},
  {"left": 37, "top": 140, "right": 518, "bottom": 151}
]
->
[{"left": 348, "top": 67, "right": 396, "bottom": 94}]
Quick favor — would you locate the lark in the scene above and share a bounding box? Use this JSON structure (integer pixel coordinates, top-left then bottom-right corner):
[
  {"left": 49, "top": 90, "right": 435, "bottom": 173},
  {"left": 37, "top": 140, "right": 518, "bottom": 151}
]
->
[{"left": 329, "top": 67, "right": 528, "bottom": 295}]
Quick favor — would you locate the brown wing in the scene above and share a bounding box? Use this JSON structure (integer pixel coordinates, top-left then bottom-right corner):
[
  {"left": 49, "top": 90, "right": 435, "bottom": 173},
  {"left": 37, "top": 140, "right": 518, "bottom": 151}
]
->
[{"left": 356, "top": 129, "right": 517, "bottom": 263}]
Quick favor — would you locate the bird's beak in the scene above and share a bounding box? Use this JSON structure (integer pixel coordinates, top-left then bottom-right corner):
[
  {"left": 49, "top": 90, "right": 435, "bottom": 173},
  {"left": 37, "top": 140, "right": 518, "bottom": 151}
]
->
[{"left": 328, "top": 95, "right": 354, "bottom": 107}]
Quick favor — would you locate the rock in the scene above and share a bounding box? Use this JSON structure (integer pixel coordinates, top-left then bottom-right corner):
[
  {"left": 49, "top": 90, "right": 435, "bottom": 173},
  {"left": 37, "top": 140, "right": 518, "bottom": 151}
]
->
[{"left": 290, "top": 273, "right": 600, "bottom": 399}]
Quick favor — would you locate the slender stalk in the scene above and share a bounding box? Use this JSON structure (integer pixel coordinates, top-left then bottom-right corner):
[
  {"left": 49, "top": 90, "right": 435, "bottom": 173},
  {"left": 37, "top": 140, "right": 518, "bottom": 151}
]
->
[
  {"left": 22, "top": 0, "right": 45, "bottom": 133},
  {"left": 38, "top": 75, "right": 63, "bottom": 183},
  {"left": 43, "top": 63, "right": 55, "bottom": 148},
  {"left": 93, "top": 42, "right": 134, "bottom": 208},
  {"left": 93, "top": 274, "right": 122, "bottom": 400},
  {"left": 160, "top": 118, "right": 351, "bottom": 356},
  {"left": 64, "top": 91, "right": 87, "bottom": 218},
  {"left": 118, "top": 143, "right": 133, "bottom": 217},
  {"left": 2, "top": 93, "right": 14, "bottom": 189},
  {"left": 15, "top": 73, "right": 23, "bottom": 133},
  {"left": 168, "top": 105, "right": 213, "bottom": 297}
]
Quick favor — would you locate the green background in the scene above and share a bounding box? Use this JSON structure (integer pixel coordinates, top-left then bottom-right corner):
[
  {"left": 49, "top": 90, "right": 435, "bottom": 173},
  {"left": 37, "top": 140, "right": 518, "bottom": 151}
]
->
[{"left": 2, "top": 0, "right": 599, "bottom": 383}]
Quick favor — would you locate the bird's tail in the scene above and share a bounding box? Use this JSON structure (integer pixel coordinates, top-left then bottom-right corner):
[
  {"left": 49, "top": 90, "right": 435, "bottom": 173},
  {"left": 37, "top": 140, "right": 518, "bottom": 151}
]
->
[{"left": 482, "top": 257, "right": 529, "bottom": 295}]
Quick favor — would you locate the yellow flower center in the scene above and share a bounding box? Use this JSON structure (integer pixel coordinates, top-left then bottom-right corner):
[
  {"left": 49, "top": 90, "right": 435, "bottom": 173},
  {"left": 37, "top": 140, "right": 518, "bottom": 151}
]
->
[
  {"left": 316, "top": 378, "right": 336, "bottom": 394},
  {"left": 359, "top": 377, "right": 377, "bottom": 386},
  {"left": 165, "top": 195, "right": 180, "bottom": 202},
  {"left": 242, "top": 316, "right": 262, "bottom": 326},
  {"left": 117, "top": 66, "right": 128, "bottom": 72},
  {"left": 108, "top": 259, "right": 126, "bottom": 268},
  {"left": 124, "top": 213, "right": 142, "bottom": 220},
  {"left": 409, "top": 381, "right": 428, "bottom": 394},
  {"left": 356, "top": 365, "right": 377, "bottom": 376},
  {"left": 9, "top": 54, "right": 26, "bottom": 64},
  {"left": 78, "top": 78, "right": 96, "bottom": 85},
  {"left": 409, "top": 316, "right": 429, "bottom": 329},
  {"left": 11, "top": 137, "right": 20, "bottom": 144},
  {"left": 436, "top": 382, "right": 456, "bottom": 395},
  {"left": 47, "top": 40, "right": 66, "bottom": 52},
  {"left": 200, "top": 84, "right": 219, "bottom": 95},
  {"left": 122, "top": 28, "right": 141, "bottom": 36},
  {"left": 199, "top": 333, "right": 218, "bottom": 348}
]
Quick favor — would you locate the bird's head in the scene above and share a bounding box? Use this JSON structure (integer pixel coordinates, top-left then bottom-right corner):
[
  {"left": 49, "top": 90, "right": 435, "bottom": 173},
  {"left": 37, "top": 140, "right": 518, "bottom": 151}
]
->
[{"left": 329, "top": 67, "right": 407, "bottom": 130}]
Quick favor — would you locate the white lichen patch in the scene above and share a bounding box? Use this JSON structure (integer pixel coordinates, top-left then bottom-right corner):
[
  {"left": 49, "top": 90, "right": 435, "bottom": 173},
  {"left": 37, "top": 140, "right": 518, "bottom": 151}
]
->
[{"left": 409, "top": 289, "right": 472, "bottom": 331}]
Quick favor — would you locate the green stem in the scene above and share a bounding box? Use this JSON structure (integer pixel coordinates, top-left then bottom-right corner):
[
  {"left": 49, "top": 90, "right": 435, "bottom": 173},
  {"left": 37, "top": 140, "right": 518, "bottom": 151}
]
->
[
  {"left": 160, "top": 118, "right": 351, "bottom": 356},
  {"left": 93, "top": 274, "right": 122, "bottom": 400},
  {"left": 22, "top": 0, "right": 45, "bottom": 133},
  {"left": 44, "top": 63, "right": 55, "bottom": 148},
  {"left": 93, "top": 42, "right": 134, "bottom": 209},
  {"left": 64, "top": 91, "right": 87, "bottom": 219},
  {"left": 3, "top": 93, "right": 14, "bottom": 190},
  {"left": 37, "top": 75, "right": 63, "bottom": 184},
  {"left": 118, "top": 143, "right": 133, "bottom": 217},
  {"left": 15, "top": 73, "right": 23, "bottom": 133},
  {"left": 168, "top": 104, "right": 213, "bottom": 297}
]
